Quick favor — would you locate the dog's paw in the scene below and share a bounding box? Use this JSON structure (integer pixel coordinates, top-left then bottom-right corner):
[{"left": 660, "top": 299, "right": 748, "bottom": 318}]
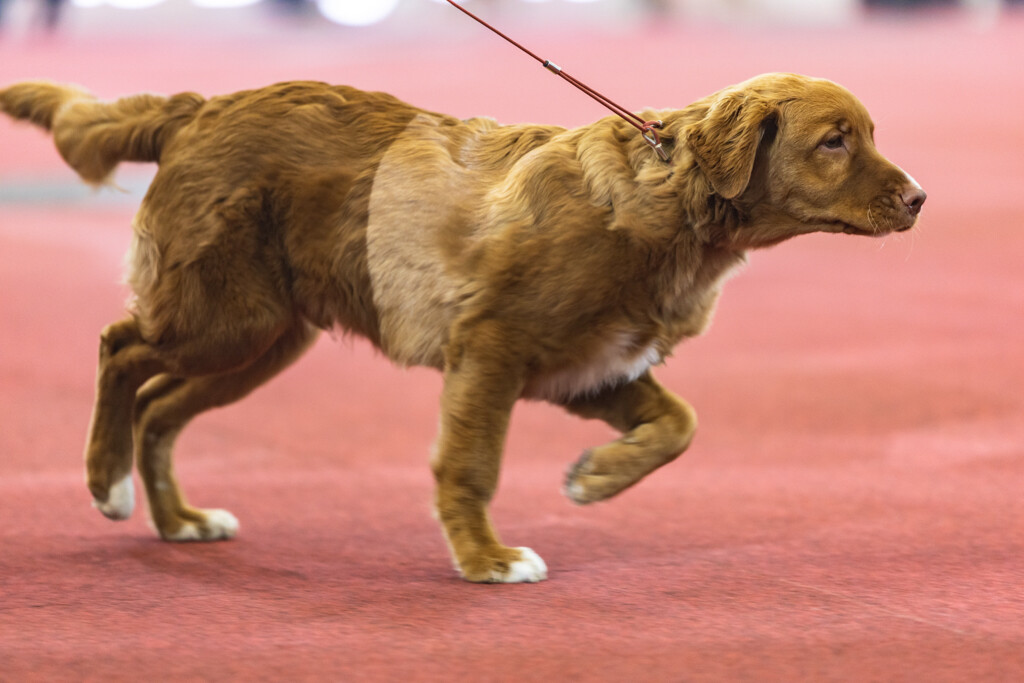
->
[
  {"left": 92, "top": 475, "right": 135, "bottom": 520},
  {"left": 485, "top": 547, "right": 548, "bottom": 583},
  {"left": 458, "top": 546, "right": 548, "bottom": 583},
  {"left": 494, "top": 547, "right": 548, "bottom": 583},
  {"left": 160, "top": 508, "right": 239, "bottom": 542},
  {"left": 563, "top": 449, "right": 625, "bottom": 505}
]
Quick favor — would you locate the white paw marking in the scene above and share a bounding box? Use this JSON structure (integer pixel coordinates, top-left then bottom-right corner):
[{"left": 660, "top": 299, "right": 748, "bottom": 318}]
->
[
  {"left": 93, "top": 475, "right": 134, "bottom": 520},
  {"left": 164, "top": 509, "right": 239, "bottom": 542},
  {"left": 491, "top": 547, "right": 548, "bottom": 583},
  {"left": 563, "top": 481, "right": 587, "bottom": 505}
]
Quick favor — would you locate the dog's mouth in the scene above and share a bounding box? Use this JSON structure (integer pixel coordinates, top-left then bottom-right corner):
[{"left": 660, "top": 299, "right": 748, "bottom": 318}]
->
[{"left": 823, "top": 195, "right": 919, "bottom": 237}]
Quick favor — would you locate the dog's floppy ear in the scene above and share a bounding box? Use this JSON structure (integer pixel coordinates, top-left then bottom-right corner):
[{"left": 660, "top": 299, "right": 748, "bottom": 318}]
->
[{"left": 684, "top": 91, "right": 776, "bottom": 200}]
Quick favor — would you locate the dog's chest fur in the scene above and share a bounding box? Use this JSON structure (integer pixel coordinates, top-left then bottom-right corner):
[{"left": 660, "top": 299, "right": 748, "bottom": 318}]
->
[{"left": 522, "top": 335, "right": 663, "bottom": 401}]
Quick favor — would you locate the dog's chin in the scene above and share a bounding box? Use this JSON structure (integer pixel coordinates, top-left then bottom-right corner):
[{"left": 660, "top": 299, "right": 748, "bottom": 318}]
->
[
  {"left": 839, "top": 222, "right": 880, "bottom": 237},
  {"left": 824, "top": 220, "right": 914, "bottom": 238},
  {"left": 812, "top": 220, "right": 873, "bottom": 237}
]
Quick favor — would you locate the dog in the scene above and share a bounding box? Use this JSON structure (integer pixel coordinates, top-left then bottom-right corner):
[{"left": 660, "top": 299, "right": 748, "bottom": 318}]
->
[{"left": 0, "top": 73, "right": 924, "bottom": 583}]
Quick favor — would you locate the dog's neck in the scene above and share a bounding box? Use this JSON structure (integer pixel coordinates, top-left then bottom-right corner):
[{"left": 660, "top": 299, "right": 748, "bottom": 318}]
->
[{"left": 569, "top": 114, "right": 752, "bottom": 308}]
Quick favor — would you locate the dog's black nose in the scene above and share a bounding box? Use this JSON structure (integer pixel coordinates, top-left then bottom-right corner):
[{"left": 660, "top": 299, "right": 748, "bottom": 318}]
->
[{"left": 901, "top": 186, "right": 927, "bottom": 216}]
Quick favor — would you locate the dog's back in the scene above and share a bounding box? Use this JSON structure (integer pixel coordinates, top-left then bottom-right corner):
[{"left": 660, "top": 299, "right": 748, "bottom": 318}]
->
[{"left": 0, "top": 80, "right": 433, "bottom": 181}]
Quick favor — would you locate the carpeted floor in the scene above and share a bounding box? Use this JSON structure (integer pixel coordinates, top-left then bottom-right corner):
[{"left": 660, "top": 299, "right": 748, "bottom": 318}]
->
[{"left": 1, "top": 9, "right": 1022, "bottom": 681}]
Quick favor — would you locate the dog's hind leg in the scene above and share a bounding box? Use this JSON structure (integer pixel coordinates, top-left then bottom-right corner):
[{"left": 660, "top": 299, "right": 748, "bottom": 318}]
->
[
  {"left": 132, "top": 321, "right": 318, "bottom": 541},
  {"left": 87, "top": 264, "right": 295, "bottom": 525},
  {"left": 560, "top": 372, "right": 697, "bottom": 505},
  {"left": 85, "top": 317, "right": 170, "bottom": 520}
]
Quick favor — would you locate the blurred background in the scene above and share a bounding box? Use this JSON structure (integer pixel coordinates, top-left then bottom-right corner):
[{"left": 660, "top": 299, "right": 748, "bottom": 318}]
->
[{"left": 0, "top": 0, "right": 1020, "bottom": 34}]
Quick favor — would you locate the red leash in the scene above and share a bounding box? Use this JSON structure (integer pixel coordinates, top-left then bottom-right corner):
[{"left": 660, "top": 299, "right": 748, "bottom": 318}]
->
[{"left": 444, "top": 0, "right": 670, "bottom": 162}]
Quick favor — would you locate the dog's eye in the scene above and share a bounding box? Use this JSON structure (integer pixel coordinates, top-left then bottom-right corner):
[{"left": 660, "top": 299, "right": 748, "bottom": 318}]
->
[{"left": 822, "top": 134, "right": 845, "bottom": 150}]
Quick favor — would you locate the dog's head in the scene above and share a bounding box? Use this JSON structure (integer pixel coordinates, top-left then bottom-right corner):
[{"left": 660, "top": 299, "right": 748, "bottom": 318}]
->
[{"left": 684, "top": 73, "right": 925, "bottom": 247}]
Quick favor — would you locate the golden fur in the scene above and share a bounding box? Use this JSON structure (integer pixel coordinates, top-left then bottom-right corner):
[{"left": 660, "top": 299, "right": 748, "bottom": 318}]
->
[{"left": 0, "top": 74, "right": 924, "bottom": 582}]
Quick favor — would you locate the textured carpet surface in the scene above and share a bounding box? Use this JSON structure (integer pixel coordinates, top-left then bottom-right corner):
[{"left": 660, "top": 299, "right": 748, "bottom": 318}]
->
[{"left": 1, "top": 10, "right": 1023, "bottom": 681}]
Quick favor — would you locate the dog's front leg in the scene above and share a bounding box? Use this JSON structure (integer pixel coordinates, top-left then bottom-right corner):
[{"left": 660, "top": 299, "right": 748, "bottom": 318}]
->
[
  {"left": 432, "top": 330, "right": 547, "bottom": 583},
  {"left": 561, "top": 372, "right": 697, "bottom": 504}
]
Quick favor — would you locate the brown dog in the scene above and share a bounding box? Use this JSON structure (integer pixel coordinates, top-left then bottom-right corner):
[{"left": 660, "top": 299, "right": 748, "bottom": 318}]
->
[{"left": 0, "top": 73, "right": 924, "bottom": 582}]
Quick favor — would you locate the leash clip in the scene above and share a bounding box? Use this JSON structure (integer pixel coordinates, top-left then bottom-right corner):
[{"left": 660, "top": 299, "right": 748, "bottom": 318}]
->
[{"left": 642, "top": 121, "right": 670, "bottom": 162}]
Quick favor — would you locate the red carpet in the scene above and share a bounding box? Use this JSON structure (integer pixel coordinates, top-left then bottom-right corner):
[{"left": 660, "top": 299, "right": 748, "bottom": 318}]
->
[{"left": 1, "top": 10, "right": 1023, "bottom": 681}]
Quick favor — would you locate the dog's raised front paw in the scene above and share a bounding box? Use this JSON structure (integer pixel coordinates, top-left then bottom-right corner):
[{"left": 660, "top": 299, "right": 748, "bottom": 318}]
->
[{"left": 563, "top": 449, "right": 629, "bottom": 505}]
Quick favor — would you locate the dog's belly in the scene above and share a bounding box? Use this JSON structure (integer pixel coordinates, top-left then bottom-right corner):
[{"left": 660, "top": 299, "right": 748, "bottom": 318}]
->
[{"left": 365, "top": 115, "right": 482, "bottom": 368}]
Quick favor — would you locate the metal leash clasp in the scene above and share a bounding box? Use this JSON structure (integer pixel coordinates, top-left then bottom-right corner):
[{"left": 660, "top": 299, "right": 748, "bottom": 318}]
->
[{"left": 641, "top": 121, "right": 670, "bottom": 162}]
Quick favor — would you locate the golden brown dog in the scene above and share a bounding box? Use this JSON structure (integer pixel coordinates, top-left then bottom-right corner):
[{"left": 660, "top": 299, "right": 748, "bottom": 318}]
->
[{"left": 0, "top": 73, "right": 924, "bottom": 582}]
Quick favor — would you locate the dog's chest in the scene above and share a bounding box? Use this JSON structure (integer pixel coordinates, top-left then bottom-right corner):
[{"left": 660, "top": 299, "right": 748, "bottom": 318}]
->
[
  {"left": 522, "top": 254, "right": 744, "bottom": 402},
  {"left": 523, "top": 335, "right": 662, "bottom": 402}
]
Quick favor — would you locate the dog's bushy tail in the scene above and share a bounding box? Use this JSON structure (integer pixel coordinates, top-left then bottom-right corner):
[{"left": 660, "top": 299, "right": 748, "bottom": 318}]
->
[{"left": 0, "top": 81, "right": 204, "bottom": 184}]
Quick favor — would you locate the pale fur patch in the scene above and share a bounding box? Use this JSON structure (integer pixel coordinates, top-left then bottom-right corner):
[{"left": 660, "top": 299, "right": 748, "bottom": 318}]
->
[
  {"left": 365, "top": 115, "right": 470, "bottom": 369},
  {"left": 524, "top": 335, "right": 662, "bottom": 402},
  {"left": 92, "top": 475, "right": 135, "bottom": 520},
  {"left": 163, "top": 509, "right": 240, "bottom": 542},
  {"left": 563, "top": 480, "right": 586, "bottom": 505},
  {"left": 901, "top": 168, "right": 923, "bottom": 192},
  {"left": 122, "top": 216, "right": 160, "bottom": 313},
  {"left": 492, "top": 547, "right": 548, "bottom": 583}
]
